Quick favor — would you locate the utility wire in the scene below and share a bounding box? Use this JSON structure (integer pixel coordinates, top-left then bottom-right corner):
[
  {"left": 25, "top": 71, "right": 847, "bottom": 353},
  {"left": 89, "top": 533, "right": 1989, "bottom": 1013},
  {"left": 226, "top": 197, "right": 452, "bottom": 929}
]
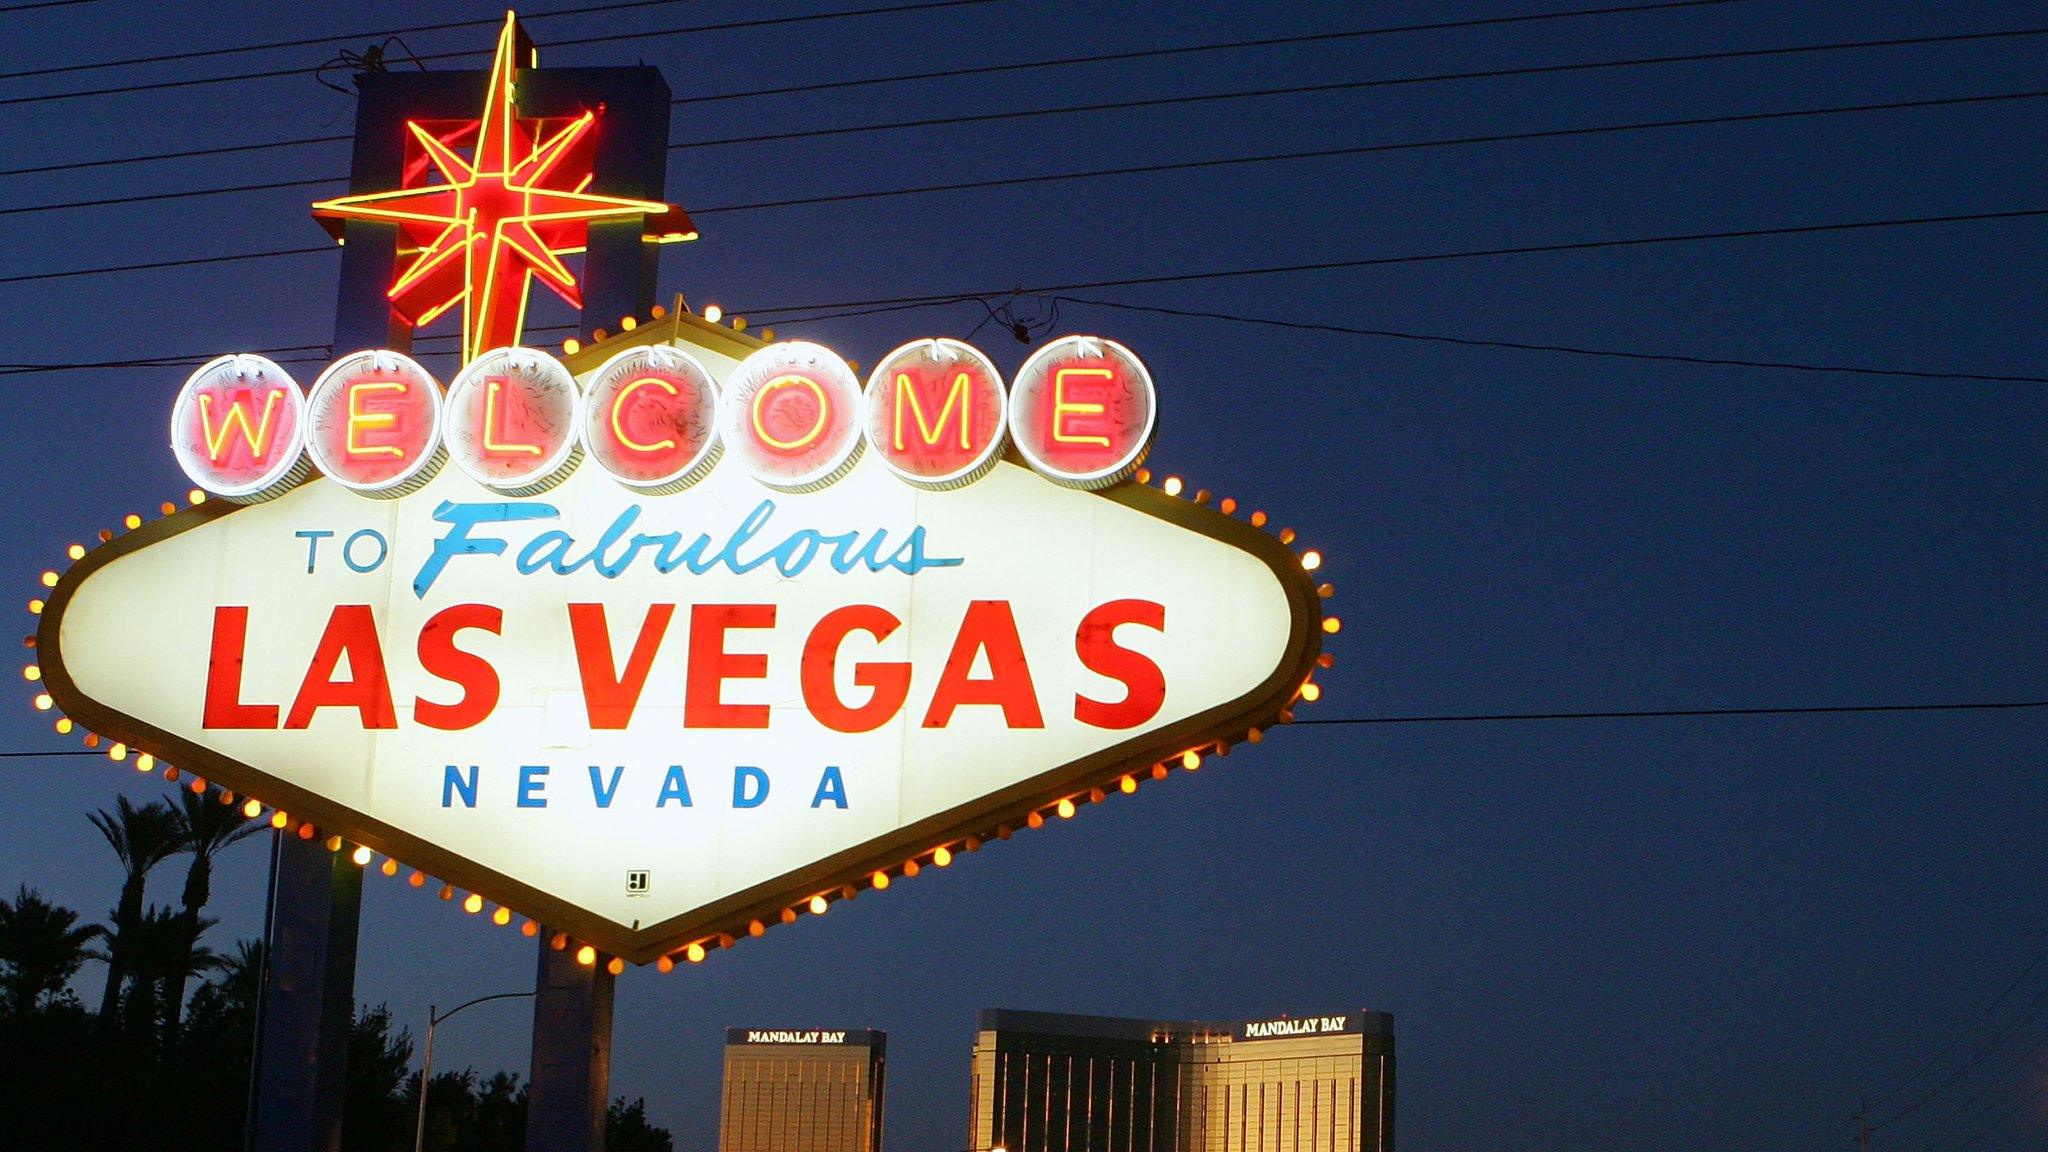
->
[
  {"left": 1291, "top": 699, "right": 2048, "bottom": 727},
  {"left": 0, "top": 0, "right": 1005, "bottom": 107},
  {"left": 0, "top": 0, "right": 97, "bottom": 13},
  {"left": 1, "top": 697, "right": 2041, "bottom": 761},
  {"left": 1878, "top": 974, "right": 2048, "bottom": 1131},
  {"left": 734, "top": 207, "right": 2048, "bottom": 317},
  {"left": 0, "top": 0, "right": 699, "bottom": 82},
  {"left": 1, "top": 12, "right": 2023, "bottom": 179},
  {"left": 1051, "top": 292, "right": 2048, "bottom": 384},
  {"left": 1897, "top": 1016, "right": 2048, "bottom": 1152},
  {"left": 666, "top": 26, "right": 2048, "bottom": 152},
  {"left": 5, "top": 203, "right": 2043, "bottom": 293},
  {"left": 12, "top": 86, "right": 2045, "bottom": 220},
  {"left": 1867, "top": 944, "right": 2048, "bottom": 1113}
]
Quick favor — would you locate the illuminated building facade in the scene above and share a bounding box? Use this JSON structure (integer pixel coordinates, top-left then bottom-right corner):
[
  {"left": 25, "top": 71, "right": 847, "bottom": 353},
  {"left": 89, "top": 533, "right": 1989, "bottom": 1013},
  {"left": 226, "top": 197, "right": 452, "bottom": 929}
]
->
[
  {"left": 719, "top": 1028, "right": 887, "bottom": 1152},
  {"left": 969, "top": 1009, "right": 1393, "bottom": 1152}
]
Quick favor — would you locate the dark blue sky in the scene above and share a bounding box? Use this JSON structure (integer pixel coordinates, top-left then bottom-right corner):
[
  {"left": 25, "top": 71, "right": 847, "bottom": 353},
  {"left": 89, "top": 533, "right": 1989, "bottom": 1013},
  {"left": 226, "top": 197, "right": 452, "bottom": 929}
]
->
[{"left": 3, "top": 1, "right": 2046, "bottom": 1150}]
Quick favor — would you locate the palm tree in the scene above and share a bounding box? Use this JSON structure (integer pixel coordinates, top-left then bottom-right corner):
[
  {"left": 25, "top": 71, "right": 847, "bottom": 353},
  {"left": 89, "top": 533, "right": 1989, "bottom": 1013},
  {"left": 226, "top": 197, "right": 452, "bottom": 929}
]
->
[
  {"left": 114, "top": 904, "right": 219, "bottom": 1044},
  {"left": 86, "top": 797, "right": 185, "bottom": 1025},
  {"left": 164, "top": 789, "right": 260, "bottom": 1036},
  {"left": 0, "top": 885, "right": 101, "bottom": 1015}
]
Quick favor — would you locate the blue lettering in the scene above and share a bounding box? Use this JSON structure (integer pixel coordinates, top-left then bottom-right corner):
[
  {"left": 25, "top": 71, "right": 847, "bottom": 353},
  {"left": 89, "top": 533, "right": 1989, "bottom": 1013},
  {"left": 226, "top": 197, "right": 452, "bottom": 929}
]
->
[
  {"left": 516, "top": 530, "right": 577, "bottom": 575},
  {"left": 296, "top": 529, "right": 334, "bottom": 573},
  {"left": 517, "top": 765, "right": 550, "bottom": 808},
  {"left": 656, "top": 766, "right": 693, "bottom": 808},
  {"left": 415, "top": 501, "right": 559, "bottom": 597},
  {"left": 811, "top": 765, "right": 848, "bottom": 810},
  {"left": 588, "top": 765, "right": 625, "bottom": 808},
  {"left": 342, "top": 528, "right": 388, "bottom": 573},
  {"left": 442, "top": 765, "right": 478, "bottom": 808},
  {"left": 733, "top": 766, "right": 770, "bottom": 809}
]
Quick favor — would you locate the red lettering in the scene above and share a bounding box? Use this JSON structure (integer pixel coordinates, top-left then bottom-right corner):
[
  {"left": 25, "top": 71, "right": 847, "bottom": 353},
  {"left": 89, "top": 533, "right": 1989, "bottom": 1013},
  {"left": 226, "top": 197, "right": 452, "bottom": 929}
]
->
[
  {"left": 568, "top": 603, "right": 675, "bottom": 730},
  {"left": 283, "top": 604, "right": 396, "bottom": 729},
  {"left": 801, "top": 605, "right": 911, "bottom": 733},
  {"left": 922, "top": 600, "right": 1044, "bottom": 729},
  {"left": 203, "top": 606, "right": 279, "bottom": 729},
  {"left": 1073, "top": 599, "right": 1166, "bottom": 729},
  {"left": 686, "top": 604, "right": 775, "bottom": 729},
  {"left": 414, "top": 604, "right": 503, "bottom": 731}
]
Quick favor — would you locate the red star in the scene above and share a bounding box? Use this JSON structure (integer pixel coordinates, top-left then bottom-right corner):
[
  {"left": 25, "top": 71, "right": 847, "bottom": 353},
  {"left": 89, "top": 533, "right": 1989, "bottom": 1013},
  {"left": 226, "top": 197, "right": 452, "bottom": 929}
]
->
[{"left": 312, "top": 13, "right": 695, "bottom": 364}]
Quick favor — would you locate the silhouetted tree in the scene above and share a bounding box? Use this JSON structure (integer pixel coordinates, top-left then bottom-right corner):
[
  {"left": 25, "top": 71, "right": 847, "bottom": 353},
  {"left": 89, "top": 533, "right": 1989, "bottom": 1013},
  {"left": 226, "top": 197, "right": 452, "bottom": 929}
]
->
[
  {"left": 86, "top": 796, "right": 184, "bottom": 1025},
  {"left": 165, "top": 788, "right": 260, "bottom": 1037},
  {"left": 0, "top": 886, "right": 99, "bottom": 1017},
  {"left": 341, "top": 1005, "right": 415, "bottom": 1152},
  {"left": 607, "top": 1096, "right": 675, "bottom": 1152}
]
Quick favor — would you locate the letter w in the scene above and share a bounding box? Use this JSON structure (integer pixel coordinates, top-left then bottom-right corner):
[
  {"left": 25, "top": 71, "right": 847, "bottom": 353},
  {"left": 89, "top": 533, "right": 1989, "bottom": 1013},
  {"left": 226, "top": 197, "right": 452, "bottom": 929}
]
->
[
  {"left": 568, "top": 603, "right": 674, "bottom": 729},
  {"left": 199, "top": 389, "right": 286, "bottom": 460}
]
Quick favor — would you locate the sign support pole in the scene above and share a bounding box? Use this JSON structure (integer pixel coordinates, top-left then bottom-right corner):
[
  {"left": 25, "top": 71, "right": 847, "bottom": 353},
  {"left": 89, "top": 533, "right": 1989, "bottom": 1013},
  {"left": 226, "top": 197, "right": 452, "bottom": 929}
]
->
[
  {"left": 250, "top": 838, "right": 364, "bottom": 1152},
  {"left": 524, "top": 941, "right": 617, "bottom": 1152}
]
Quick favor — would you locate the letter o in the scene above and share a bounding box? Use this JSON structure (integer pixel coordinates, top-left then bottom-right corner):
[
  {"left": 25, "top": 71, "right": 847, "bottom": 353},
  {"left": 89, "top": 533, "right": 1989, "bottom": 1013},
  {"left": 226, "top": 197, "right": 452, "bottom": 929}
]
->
[{"left": 718, "top": 342, "right": 864, "bottom": 492}]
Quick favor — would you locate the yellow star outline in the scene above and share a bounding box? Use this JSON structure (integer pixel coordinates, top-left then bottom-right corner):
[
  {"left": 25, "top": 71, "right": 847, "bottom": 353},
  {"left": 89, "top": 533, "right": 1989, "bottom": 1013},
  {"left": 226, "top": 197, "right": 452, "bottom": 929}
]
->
[{"left": 312, "top": 11, "right": 695, "bottom": 364}]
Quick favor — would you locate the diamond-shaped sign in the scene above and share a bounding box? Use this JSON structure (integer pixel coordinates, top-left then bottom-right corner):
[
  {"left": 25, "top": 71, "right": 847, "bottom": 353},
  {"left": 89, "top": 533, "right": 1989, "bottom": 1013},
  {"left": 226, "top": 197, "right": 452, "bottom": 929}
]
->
[{"left": 36, "top": 327, "right": 1324, "bottom": 965}]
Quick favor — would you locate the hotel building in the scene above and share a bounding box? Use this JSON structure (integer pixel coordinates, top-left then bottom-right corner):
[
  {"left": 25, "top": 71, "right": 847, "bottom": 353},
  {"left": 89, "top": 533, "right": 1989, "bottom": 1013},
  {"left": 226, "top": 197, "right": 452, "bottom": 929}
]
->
[
  {"left": 718, "top": 1028, "right": 887, "bottom": 1152},
  {"left": 969, "top": 1009, "right": 1393, "bottom": 1152}
]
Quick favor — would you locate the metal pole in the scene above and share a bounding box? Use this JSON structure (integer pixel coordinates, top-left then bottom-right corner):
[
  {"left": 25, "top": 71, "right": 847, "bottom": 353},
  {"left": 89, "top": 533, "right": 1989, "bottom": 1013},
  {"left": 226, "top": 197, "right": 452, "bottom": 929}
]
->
[
  {"left": 242, "top": 825, "right": 282, "bottom": 1152},
  {"left": 412, "top": 1006, "right": 437, "bottom": 1152},
  {"left": 411, "top": 992, "right": 534, "bottom": 1152}
]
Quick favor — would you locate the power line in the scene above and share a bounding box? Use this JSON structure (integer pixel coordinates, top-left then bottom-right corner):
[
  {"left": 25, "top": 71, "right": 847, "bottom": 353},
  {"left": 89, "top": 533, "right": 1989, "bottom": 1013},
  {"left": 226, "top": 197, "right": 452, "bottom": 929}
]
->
[
  {"left": 4, "top": 12, "right": 2025, "bottom": 180},
  {"left": 0, "top": 697, "right": 2039, "bottom": 761},
  {"left": 1051, "top": 292, "right": 2048, "bottom": 383},
  {"left": 666, "top": 25, "right": 2048, "bottom": 153},
  {"left": 0, "top": 0, "right": 1007, "bottom": 107},
  {"left": 0, "top": 0, "right": 97, "bottom": 13},
  {"left": 1291, "top": 699, "right": 2048, "bottom": 727},
  {"left": 13, "top": 85, "right": 2045, "bottom": 221},
  {"left": 0, "top": 0, "right": 698, "bottom": 83},
  {"left": 734, "top": 206, "right": 2048, "bottom": 317},
  {"left": 1878, "top": 975, "right": 2048, "bottom": 1131},
  {"left": 7, "top": 202, "right": 2041, "bottom": 303},
  {"left": 1868, "top": 945, "right": 2048, "bottom": 1114}
]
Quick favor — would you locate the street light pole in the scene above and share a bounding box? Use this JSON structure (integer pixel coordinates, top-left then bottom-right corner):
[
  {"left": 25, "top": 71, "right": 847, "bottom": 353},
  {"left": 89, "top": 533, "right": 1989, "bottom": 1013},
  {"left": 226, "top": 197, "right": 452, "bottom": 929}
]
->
[{"left": 412, "top": 990, "right": 537, "bottom": 1152}]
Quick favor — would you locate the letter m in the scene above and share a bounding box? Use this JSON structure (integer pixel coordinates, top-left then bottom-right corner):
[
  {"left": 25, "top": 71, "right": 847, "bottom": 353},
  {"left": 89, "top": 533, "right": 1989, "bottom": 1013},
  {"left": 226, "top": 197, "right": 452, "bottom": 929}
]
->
[{"left": 893, "top": 370, "right": 973, "bottom": 451}]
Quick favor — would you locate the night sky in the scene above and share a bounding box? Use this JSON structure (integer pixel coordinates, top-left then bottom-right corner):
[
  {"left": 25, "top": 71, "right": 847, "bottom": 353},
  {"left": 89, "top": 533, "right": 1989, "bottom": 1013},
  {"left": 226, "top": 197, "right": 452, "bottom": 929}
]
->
[{"left": 3, "top": 1, "right": 2047, "bottom": 1150}]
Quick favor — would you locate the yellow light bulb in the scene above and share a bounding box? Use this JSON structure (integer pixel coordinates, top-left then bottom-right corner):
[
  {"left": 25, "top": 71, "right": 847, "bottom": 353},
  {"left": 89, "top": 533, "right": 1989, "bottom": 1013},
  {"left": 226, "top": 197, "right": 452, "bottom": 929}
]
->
[
  {"left": 108, "top": 742, "right": 126, "bottom": 761},
  {"left": 1119, "top": 775, "right": 1137, "bottom": 794},
  {"left": 54, "top": 718, "right": 72, "bottom": 734},
  {"left": 23, "top": 665, "right": 39, "bottom": 681},
  {"left": 686, "top": 943, "right": 706, "bottom": 963},
  {"left": 607, "top": 957, "right": 625, "bottom": 975},
  {"left": 493, "top": 906, "right": 511, "bottom": 926},
  {"left": 124, "top": 514, "right": 141, "bottom": 530},
  {"left": 1182, "top": 750, "right": 1202, "bottom": 770},
  {"left": 576, "top": 945, "right": 597, "bottom": 966},
  {"left": 381, "top": 858, "right": 399, "bottom": 877},
  {"left": 1302, "top": 550, "right": 1322, "bottom": 571},
  {"left": 32, "top": 693, "right": 50, "bottom": 710},
  {"left": 1301, "top": 682, "right": 1321, "bottom": 702},
  {"left": 702, "top": 305, "right": 722, "bottom": 323},
  {"left": 188, "top": 489, "right": 205, "bottom": 505},
  {"left": 1323, "top": 617, "right": 1342, "bottom": 634},
  {"left": 325, "top": 835, "right": 343, "bottom": 852},
  {"left": 271, "top": 811, "right": 288, "bottom": 829},
  {"left": 243, "top": 799, "right": 262, "bottom": 818},
  {"left": 1056, "top": 799, "right": 1076, "bottom": 819},
  {"left": 934, "top": 845, "right": 953, "bottom": 867},
  {"left": 1162, "top": 477, "right": 1183, "bottom": 496},
  {"left": 351, "top": 846, "right": 372, "bottom": 866},
  {"left": 871, "top": 870, "right": 890, "bottom": 889},
  {"left": 463, "top": 893, "right": 483, "bottom": 914},
  {"left": 39, "top": 572, "right": 57, "bottom": 588},
  {"left": 28, "top": 599, "right": 43, "bottom": 614},
  {"left": 809, "top": 895, "right": 828, "bottom": 915}
]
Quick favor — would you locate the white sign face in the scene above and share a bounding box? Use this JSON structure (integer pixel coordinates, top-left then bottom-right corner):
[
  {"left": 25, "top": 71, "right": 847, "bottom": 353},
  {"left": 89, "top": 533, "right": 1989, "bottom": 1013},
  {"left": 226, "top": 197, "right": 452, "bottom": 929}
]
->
[{"left": 46, "top": 452, "right": 1314, "bottom": 961}]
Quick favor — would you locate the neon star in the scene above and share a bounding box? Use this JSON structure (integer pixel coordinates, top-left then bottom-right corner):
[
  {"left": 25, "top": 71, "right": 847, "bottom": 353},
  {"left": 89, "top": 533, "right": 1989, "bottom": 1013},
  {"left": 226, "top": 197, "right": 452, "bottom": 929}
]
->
[{"left": 312, "top": 12, "right": 694, "bottom": 364}]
